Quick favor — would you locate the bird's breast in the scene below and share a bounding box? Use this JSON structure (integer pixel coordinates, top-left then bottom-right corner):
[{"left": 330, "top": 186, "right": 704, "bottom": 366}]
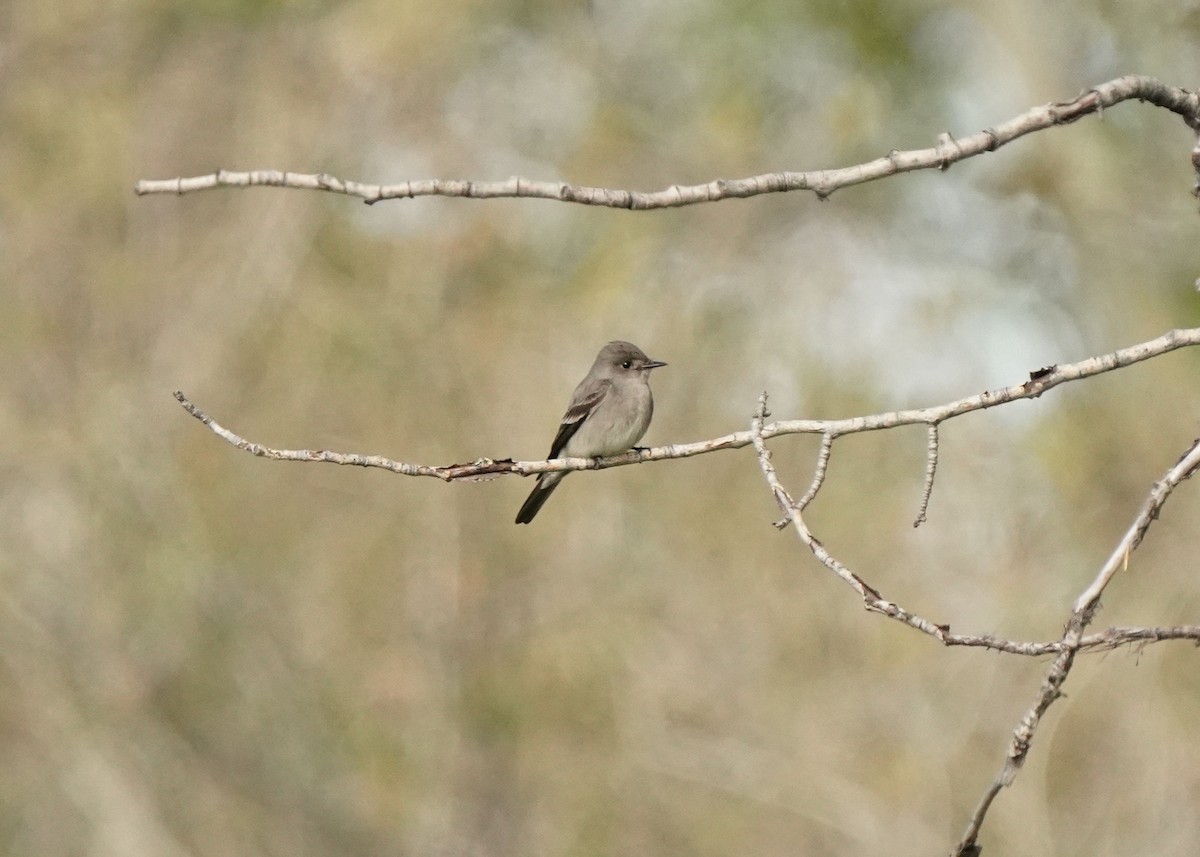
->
[{"left": 562, "top": 382, "right": 653, "bottom": 458}]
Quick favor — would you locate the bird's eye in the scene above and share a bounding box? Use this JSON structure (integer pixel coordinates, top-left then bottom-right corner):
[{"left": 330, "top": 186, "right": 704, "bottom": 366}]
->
[{"left": 621, "top": 360, "right": 632, "bottom": 369}]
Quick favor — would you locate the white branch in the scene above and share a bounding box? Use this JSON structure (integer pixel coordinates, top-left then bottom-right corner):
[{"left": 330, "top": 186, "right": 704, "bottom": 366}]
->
[
  {"left": 174, "top": 327, "right": 1200, "bottom": 482},
  {"left": 135, "top": 76, "right": 1200, "bottom": 209}
]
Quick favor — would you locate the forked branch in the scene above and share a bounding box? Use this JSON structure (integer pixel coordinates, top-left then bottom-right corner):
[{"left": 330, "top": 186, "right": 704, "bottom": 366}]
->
[{"left": 748, "top": 390, "right": 1200, "bottom": 856}]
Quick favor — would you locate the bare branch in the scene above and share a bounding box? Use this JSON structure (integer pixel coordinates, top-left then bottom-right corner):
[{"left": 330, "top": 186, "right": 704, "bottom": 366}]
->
[
  {"left": 750, "top": 391, "right": 1200, "bottom": 853},
  {"left": 175, "top": 328, "right": 1200, "bottom": 482},
  {"left": 172, "top": 390, "right": 708, "bottom": 481},
  {"left": 1073, "top": 436, "right": 1200, "bottom": 612},
  {"left": 749, "top": 394, "right": 1200, "bottom": 659},
  {"left": 958, "top": 624, "right": 1200, "bottom": 655},
  {"left": 952, "top": 434, "right": 1200, "bottom": 856},
  {"left": 747, "top": 386, "right": 1200, "bottom": 853},
  {"left": 173, "top": 391, "right": 454, "bottom": 478},
  {"left": 952, "top": 613, "right": 1088, "bottom": 857},
  {"left": 135, "top": 76, "right": 1200, "bottom": 209},
  {"left": 752, "top": 392, "right": 998, "bottom": 649}
]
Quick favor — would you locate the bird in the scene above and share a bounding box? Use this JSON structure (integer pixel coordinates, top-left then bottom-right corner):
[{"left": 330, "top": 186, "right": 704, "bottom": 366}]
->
[{"left": 515, "top": 341, "right": 666, "bottom": 524}]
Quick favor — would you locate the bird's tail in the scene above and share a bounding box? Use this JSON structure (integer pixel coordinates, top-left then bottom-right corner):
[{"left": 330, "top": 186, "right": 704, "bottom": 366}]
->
[{"left": 515, "top": 473, "right": 565, "bottom": 524}]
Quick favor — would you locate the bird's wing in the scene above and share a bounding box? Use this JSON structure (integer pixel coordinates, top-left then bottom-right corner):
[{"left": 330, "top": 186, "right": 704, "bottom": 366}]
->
[{"left": 547, "top": 378, "right": 611, "bottom": 459}]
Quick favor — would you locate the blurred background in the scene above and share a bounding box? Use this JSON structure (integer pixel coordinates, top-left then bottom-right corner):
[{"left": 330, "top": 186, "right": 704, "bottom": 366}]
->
[{"left": 3, "top": 1, "right": 1200, "bottom": 854}]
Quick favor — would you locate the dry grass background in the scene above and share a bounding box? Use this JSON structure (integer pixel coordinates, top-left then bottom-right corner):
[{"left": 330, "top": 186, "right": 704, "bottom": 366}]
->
[{"left": 3, "top": 1, "right": 1200, "bottom": 855}]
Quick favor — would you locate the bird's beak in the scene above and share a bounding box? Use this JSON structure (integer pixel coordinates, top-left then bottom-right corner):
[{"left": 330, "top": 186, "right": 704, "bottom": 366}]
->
[{"left": 644, "top": 359, "right": 667, "bottom": 370}]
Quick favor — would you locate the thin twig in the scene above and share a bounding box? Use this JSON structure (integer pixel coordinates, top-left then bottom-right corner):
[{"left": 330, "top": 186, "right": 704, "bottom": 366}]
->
[
  {"left": 913, "top": 423, "right": 940, "bottom": 527},
  {"left": 774, "top": 431, "right": 835, "bottom": 528},
  {"left": 798, "top": 432, "right": 835, "bottom": 512},
  {"left": 1073, "top": 436, "right": 1200, "bottom": 612},
  {"left": 135, "top": 77, "right": 1200, "bottom": 209}
]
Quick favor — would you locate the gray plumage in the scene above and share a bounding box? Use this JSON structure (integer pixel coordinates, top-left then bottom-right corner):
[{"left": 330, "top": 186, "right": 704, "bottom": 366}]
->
[{"left": 515, "top": 341, "right": 666, "bottom": 524}]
